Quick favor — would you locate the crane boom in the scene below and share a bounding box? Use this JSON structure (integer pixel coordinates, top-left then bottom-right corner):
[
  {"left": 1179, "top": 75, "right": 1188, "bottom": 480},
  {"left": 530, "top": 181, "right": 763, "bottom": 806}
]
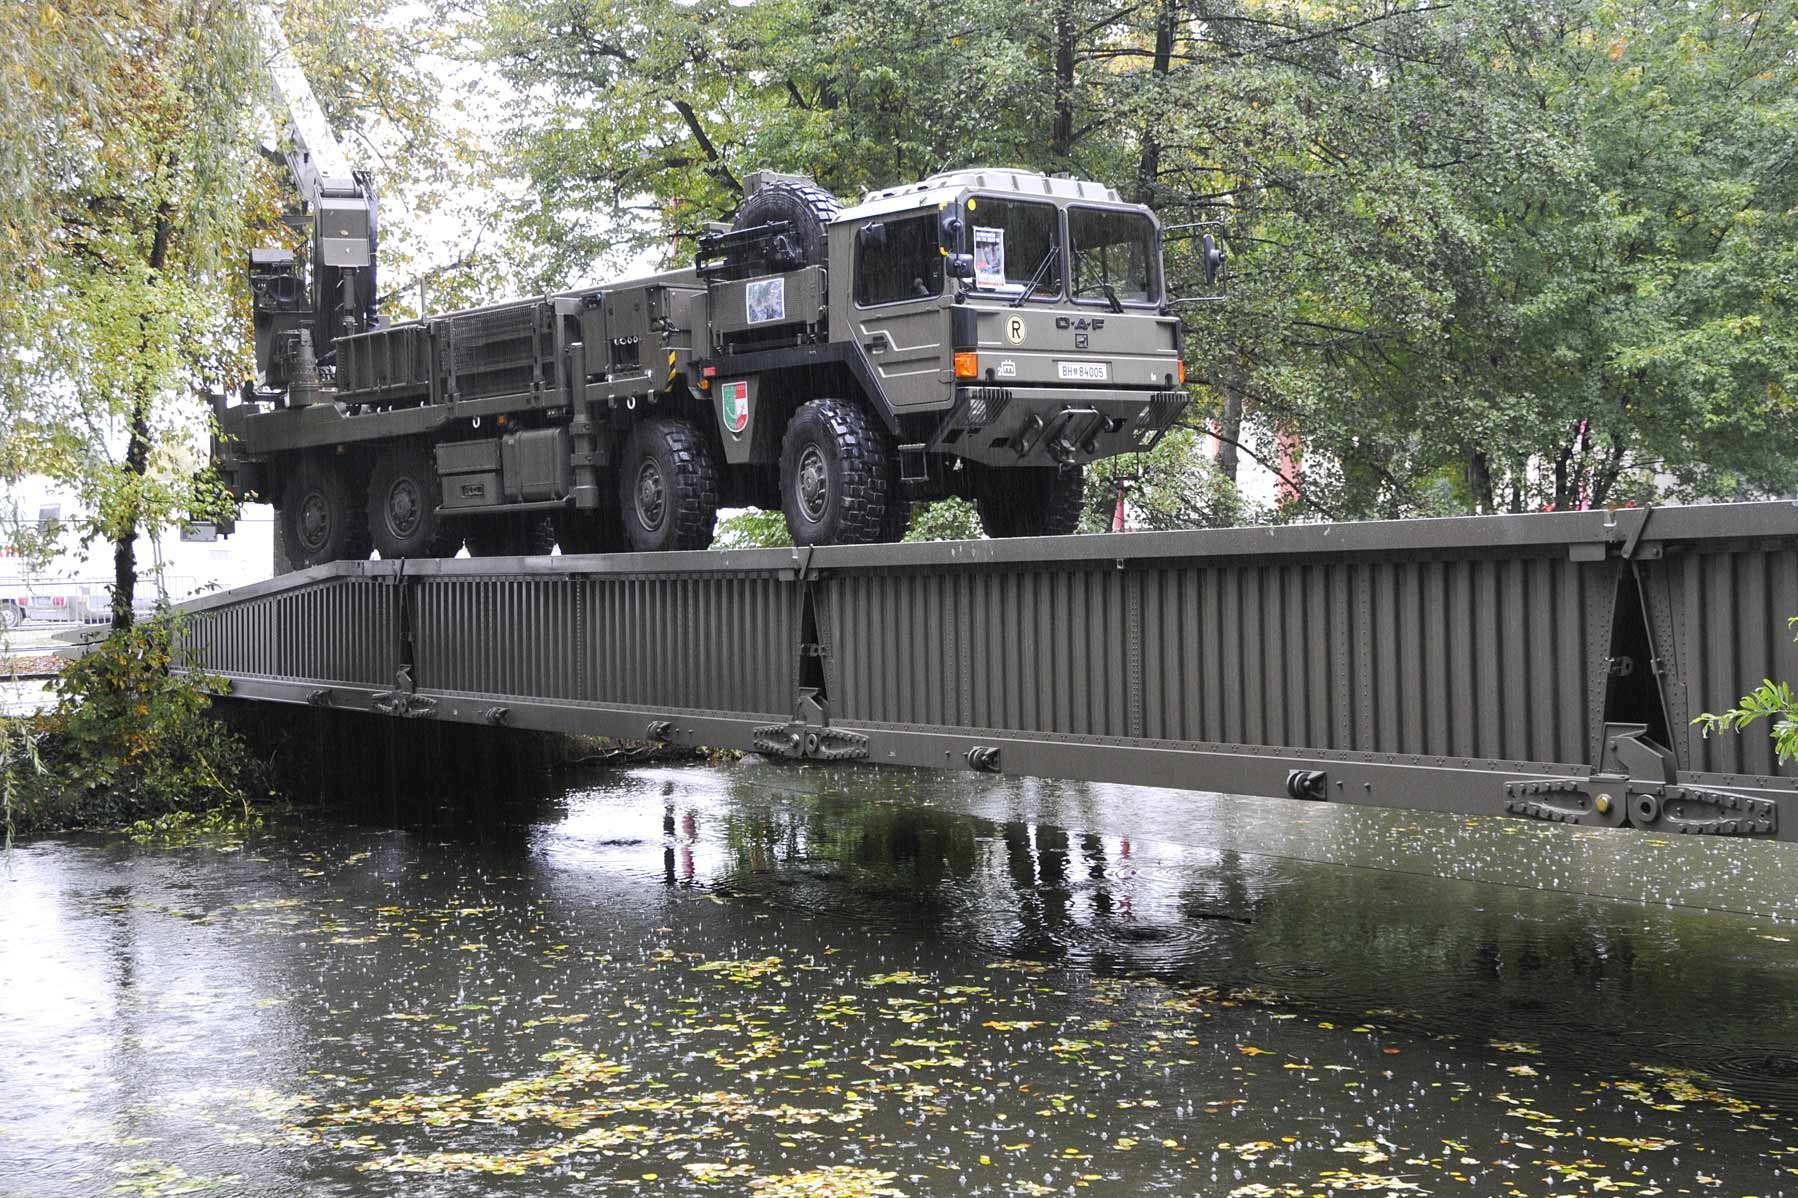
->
[
  {"left": 246, "top": 4, "right": 379, "bottom": 401},
  {"left": 254, "top": 5, "right": 363, "bottom": 255}
]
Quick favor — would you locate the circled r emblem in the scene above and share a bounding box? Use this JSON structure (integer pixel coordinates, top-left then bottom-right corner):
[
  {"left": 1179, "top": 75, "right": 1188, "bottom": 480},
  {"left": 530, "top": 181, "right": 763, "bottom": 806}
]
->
[{"left": 1005, "top": 315, "right": 1026, "bottom": 344}]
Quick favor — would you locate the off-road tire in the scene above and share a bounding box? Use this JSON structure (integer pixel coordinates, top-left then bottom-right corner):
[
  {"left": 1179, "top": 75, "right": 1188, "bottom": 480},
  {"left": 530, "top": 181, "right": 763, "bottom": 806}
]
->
[
  {"left": 975, "top": 464, "right": 1086, "bottom": 538},
  {"left": 730, "top": 180, "right": 841, "bottom": 273},
  {"left": 617, "top": 418, "right": 720, "bottom": 552},
  {"left": 367, "top": 442, "right": 459, "bottom": 560},
  {"left": 880, "top": 490, "right": 912, "bottom": 543},
  {"left": 463, "top": 515, "right": 557, "bottom": 558},
  {"left": 780, "top": 399, "right": 899, "bottom": 546},
  {"left": 278, "top": 454, "right": 371, "bottom": 567}
]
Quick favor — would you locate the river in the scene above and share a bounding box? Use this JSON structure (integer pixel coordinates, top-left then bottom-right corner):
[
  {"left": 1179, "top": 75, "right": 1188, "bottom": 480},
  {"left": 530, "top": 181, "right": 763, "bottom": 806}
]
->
[{"left": 3, "top": 760, "right": 1797, "bottom": 1196}]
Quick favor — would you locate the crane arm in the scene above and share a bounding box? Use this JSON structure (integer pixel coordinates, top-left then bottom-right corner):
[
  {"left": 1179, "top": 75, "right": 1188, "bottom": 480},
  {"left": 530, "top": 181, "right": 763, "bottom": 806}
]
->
[
  {"left": 245, "top": 4, "right": 380, "bottom": 399},
  {"left": 253, "top": 4, "right": 373, "bottom": 271}
]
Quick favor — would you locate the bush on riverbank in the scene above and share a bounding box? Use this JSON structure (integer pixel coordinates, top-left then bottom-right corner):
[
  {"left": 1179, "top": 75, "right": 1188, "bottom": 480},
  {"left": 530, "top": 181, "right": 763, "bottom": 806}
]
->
[{"left": 1, "top": 613, "right": 257, "bottom": 840}]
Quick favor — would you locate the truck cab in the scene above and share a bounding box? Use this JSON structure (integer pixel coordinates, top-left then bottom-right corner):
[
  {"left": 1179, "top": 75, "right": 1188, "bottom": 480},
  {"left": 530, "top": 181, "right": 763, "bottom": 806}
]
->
[
  {"left": 838, "top": 169, "right": 1185, "bottom": 468},
  {"left": 697, "top": 168, "right": 1188, "bottom": 542}
]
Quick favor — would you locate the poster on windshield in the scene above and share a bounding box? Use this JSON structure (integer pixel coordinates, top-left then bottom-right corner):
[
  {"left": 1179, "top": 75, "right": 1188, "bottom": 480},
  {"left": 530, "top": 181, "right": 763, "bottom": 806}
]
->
[{"left": 973, "top": 227, "right": 1005, "bottom": 288}]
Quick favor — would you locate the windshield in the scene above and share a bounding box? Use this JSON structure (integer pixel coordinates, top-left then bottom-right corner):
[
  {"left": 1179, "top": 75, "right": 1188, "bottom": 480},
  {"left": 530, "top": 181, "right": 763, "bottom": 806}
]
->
[
  {"left": 965, "top": 197, "right": 1061, "bottom": 300},
  {"left": 1069, "top": 207, "right": 1160, "bottom": 304}
]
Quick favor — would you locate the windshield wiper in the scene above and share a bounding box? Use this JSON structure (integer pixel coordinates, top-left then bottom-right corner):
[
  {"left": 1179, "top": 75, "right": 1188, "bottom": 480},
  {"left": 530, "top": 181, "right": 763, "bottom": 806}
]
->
[
  {"left": 1010, "top": 244, "right": 1060, "bottom": 307},
  {"left": 1098, "top": 282, "right": 1124, "bottom": 314}
]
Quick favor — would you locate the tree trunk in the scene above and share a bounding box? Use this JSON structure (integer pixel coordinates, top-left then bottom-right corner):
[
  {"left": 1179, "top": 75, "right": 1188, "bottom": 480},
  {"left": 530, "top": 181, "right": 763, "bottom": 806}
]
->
[
  {"left": 112, "top": 197, "right": 174, "bottom": 631},
  {"left": 1132, "top": 0, "right": 1176, "bottom": 207},
  {"left": 1214, "top": 372, "right": 1244, "bottom": 483},
  {"left": 1590, "top": 433, "right": 1627, "bottom": 508},
  {"left": 1467, "top": 450, "right": 1495, "bottom": 514},
  {"left": 1051, "top": 2, "right": 1076, "bottom": 163},
  {"left": 111, "top": 395, "right": 153, "bottom": 630}
]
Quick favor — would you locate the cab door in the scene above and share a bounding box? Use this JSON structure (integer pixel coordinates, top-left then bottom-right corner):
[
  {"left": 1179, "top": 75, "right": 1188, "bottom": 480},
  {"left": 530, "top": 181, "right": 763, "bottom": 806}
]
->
[{"left": 844, "top": 212, "right": 948, "bottom": 414}]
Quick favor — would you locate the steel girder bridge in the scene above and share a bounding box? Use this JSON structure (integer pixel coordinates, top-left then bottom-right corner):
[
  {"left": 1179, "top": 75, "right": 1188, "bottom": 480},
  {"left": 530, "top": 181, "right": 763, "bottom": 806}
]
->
[{"left": 176, "top": 502, "right": 1798, "bottom": 841}]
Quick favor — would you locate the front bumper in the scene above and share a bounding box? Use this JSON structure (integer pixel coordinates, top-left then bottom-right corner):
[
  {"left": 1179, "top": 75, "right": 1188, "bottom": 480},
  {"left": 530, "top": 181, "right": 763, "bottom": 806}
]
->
[{"left": 927, "top": 385, "right": 1189, "bottom": 468}]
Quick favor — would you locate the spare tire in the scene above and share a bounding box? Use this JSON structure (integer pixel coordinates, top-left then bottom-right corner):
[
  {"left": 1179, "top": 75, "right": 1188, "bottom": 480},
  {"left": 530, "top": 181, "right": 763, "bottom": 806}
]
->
[{"left": 730, "top": 178, "right": 841, "bottom": 274}]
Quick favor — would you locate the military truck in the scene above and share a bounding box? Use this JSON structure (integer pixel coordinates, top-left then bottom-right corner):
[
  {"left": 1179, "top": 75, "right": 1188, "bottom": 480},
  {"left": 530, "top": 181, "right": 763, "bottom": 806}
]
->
[{"left": 216, "top": 167, "right": 1200, "bottom": 566}]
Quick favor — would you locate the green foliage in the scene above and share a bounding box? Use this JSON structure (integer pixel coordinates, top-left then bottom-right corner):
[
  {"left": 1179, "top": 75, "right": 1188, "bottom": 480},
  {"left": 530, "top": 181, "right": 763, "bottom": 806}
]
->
[
  {"left": 125, "top": 802, "right": 264, "bottom": 847},
  {"left": 36, "top": 612, "right": 250, "bottom": 824},
  {"left": 0, "top": 718, "right": 47, "bottom": 851},
  {"left": 904, "top": 498, "right": 982, "bottom": 543},
  {"left": 1, "top": 0, "right": 452, "bottom": 621},
  {"left": 0, "top": 0, "right": 265, "bottom": 622},
  {"left": 1694, "top": 618, "right": 1798, "bottom": 765},
  {"left": 468, "top": 0, "right": 1798, "bottom": 523},
  {"left": 1083, "top": 429, "right": 1259, "bottom": 533},
  {"left": 711, "top": 497, "right": 984, "bottom": 547},
  {"left": 713, "top": 509, "right": 794, "bottom": 550}
]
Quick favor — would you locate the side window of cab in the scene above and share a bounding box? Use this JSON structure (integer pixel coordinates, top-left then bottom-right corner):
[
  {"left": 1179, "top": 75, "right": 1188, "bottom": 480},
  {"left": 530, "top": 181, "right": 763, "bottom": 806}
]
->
[{"left": 854, "top": 213, "right": 944, "bottom": 306}]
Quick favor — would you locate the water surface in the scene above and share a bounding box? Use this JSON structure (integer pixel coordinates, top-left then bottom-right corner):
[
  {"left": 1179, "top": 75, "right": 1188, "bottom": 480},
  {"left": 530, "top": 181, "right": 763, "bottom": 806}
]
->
[{"left": 4, "top": 761, "right": 1797, "bottom": 1196}]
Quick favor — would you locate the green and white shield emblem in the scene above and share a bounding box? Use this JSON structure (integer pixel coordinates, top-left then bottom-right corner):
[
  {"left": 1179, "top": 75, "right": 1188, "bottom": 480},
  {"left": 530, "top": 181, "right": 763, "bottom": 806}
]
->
[{"left": 720, "top": 379, "right": 750, "bottom": 435}]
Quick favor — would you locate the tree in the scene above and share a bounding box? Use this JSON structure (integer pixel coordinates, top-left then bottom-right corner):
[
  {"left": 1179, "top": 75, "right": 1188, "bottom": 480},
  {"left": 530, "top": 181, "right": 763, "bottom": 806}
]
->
[
  {"left": 1, "top": 0, "right": 262, "bottom": 628},
  {"left": 1, "top": 0, "right": 456, "bottom": 626},
  {"left": 1696, "top": 620, "right": 1798, "bottom": 765},
  {"left": 461, "top": 0, "right": 1798, "bottom": 526},
  {"left": 1144, "top": 1, "right": 1798, "bottom": 518},
  {"left": 1082, "top": 428, "right": 1260, "bottom": 533}
]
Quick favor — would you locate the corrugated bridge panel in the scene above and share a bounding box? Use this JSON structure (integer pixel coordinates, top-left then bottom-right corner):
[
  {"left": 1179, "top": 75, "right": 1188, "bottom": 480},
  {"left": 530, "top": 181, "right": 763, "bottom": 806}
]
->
[
  {"left": 176, "top": 503, "right": 1798, "bottom": 839},
  {"left": 822, "top": 551, "right": 1604, "bottom": 768}
]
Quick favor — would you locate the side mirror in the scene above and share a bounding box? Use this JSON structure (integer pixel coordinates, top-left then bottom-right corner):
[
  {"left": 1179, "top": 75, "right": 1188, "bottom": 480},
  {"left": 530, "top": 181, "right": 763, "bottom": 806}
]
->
[
  {"left": 1202, "top": 232, "right": 1226, "bottom": 286},
  {"left": 1161, "top": 221, "right": 1229, "bottom": 307},
  {"left": 857, "top": 221, "right": 888, "bottom": 250},
  {"left": 938, "top": 211, "right": 963, "bottom": 246},
  {"left": 945, "top": 253, "right": 976, "bottom": 279}
]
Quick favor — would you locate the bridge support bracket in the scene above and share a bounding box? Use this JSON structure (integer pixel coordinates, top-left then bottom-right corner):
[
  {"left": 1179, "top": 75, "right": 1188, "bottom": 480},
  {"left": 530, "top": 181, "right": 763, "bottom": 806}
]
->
[
  {"left": 1504, "top": 723, "right": 1777, "bottom": 837},
  {"left": 371, "top": 665, "right": 438, "bottom": 720},
  {"left": 1285, "top": 769, "right": 1329, "bottom": 802},
  {"left": 752, "top": 689, "right": 869, "bottom": 762},
  {"left": 967, "top": 746, "right": 1002, "bottom": 772}
]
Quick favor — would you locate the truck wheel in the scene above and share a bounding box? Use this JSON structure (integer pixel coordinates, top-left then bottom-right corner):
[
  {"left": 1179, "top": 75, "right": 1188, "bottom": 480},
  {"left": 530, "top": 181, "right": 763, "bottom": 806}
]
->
[
  {"left": 0, "top": 602, "right": 20, "bottom": 630},
  {"left": 779, "top": 398, "right": 898, "bottom": 546},
  {"left": 617, "top": 418, "right": 720, "bottom": 552},
  {"left": 975, "top": 464, "right": 1086, "bottom": 538},
  {"left": 279, "top": 455, "right": 371, "bottom": 567},
  {"left": 367, "top": 443, "right": 458, "bottom": 559},
  {"left": 881, "top": 492, "right": 912, "bottom": 542},
  {"left": 731, "top": 179, "right": 840, "bottom": 273},
  {"left": 463, "top": 515, "right": 557, "bottom": 558}
]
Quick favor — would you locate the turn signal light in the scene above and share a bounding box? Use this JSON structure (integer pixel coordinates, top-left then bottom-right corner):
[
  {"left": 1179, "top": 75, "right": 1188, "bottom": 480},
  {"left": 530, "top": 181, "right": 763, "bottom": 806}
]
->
[
  {"left": 953, "top": 351, "right": 979, "bottom": 379},
  {"left": 1176, "top": 359, "right": 1186, "bottom": 385}
]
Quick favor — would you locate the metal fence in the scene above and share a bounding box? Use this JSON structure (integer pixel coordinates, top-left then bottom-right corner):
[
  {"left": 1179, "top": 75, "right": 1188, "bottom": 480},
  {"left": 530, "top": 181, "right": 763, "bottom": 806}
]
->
[{"left": 177, "top": 502, "right": 1798, "bottom": 839}]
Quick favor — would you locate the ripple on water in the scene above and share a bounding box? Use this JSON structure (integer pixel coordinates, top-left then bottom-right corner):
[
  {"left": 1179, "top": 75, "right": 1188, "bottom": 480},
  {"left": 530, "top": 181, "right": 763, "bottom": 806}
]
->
[{"left": 1692, "top": 1049, "right": 1798, "bottom": 1104}]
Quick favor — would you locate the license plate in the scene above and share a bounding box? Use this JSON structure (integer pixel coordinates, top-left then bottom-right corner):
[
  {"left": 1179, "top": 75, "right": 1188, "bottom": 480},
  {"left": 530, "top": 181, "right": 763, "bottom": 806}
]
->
[{"left": 1056, "top": 360, "right": 1108, "bottom": 382}]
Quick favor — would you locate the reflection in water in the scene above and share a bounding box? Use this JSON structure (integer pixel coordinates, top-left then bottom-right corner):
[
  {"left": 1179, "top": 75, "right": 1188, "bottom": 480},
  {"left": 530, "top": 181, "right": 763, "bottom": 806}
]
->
[{"left": 2, "top": 759, "right": 1797, "bottom": 1196}]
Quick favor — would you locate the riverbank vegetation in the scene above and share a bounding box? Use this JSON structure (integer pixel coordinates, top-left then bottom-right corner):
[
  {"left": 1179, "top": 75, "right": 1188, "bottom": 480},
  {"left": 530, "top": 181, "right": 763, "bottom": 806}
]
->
[{"left": 0, "top": 613, "right": 259, "bottom": 841}]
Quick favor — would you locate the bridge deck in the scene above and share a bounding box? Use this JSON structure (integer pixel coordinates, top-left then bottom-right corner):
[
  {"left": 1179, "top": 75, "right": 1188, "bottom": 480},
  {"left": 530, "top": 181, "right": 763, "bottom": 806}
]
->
[{"left": 177, "top": 503, "right": 1798, "bottom": 840}]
